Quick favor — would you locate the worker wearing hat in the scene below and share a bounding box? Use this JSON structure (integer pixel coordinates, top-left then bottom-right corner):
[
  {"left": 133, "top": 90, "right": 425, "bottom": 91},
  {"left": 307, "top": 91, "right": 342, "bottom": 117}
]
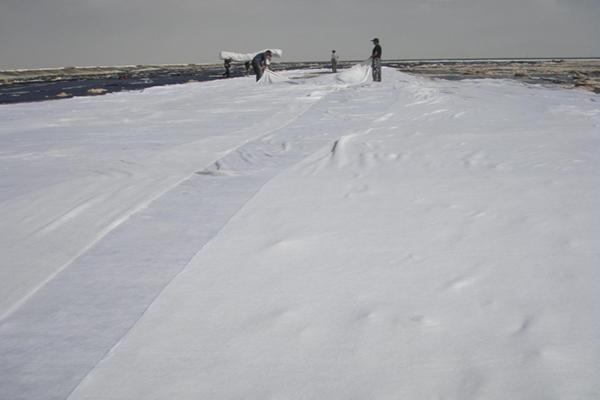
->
[{"left": 371, "top": 38, "right": 382, "bottom": 82}]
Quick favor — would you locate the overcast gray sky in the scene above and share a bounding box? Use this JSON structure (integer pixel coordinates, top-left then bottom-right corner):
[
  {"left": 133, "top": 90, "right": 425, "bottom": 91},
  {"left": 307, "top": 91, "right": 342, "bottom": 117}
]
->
[{"left": 1, "top": 0, "right": 599, "bottom": 69}]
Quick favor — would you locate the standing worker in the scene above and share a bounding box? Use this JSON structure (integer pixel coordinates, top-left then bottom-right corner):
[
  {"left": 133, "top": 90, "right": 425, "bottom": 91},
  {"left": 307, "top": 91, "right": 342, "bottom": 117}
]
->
[
  {"left": 371, "top": 38, "right": 382, "bottom": 82},
  {"left": 331, "top": 50, "right": 339, "bottom": 73},
  {"left": 252, "top": 50, "right": 272, "bottom": 81},
  {"left": 223, "top": 58, "right": 232, "bottom": 78}
]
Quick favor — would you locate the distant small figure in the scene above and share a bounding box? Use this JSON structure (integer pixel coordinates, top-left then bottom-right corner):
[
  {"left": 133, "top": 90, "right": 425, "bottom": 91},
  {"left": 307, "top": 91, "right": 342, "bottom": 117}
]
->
[
  {"left": 252, "top": 50, "right": 272, "bottom": 82},
  {"left": 244, "top": 61, "right": 251, "bottom": 76},
  {"left": 331, "top": 50, "right": 339, "bottom": 73},
  {"left": 223, "top": 58, "right": 232, "bottom": 78},
  {"left": 371, "top": 38, "right": 382, "bottom": 82}
]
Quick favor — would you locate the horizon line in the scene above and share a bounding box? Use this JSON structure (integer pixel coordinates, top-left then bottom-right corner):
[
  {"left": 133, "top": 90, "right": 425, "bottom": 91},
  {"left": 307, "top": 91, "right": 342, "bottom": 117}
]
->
[{"left": 2, "top": 56, "right": 600, "bottom": 73}]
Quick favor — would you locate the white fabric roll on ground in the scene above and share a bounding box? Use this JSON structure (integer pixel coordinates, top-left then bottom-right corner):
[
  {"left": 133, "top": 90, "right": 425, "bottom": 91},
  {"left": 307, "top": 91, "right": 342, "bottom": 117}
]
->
[
  {"left": 336, "top": 59, "right": 372, "bottom": 84},
  {"left": 257, "top": 68, "right": 290, "bottom": 85}
]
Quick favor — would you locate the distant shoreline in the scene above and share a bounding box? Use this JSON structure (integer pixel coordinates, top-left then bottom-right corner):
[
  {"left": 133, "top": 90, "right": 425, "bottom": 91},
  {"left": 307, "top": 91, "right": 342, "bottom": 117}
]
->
[
  {"left": 1, "top": 59, "right": 598, "bottom": 105},
  {"left": 2, "top": 57, "right": 599, "bottom": 73}
]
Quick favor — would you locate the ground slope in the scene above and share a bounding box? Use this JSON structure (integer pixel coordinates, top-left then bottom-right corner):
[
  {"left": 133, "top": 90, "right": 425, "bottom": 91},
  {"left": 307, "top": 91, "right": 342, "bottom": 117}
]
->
[
  {"left": 69, "top": 71, "right": 600, "bottom": 399},
  {"left": 1, "top": 69, "right": 599, "bottom": 400},
  {"left": 0, "top": 76, "right": 327, "bottom": 319}
]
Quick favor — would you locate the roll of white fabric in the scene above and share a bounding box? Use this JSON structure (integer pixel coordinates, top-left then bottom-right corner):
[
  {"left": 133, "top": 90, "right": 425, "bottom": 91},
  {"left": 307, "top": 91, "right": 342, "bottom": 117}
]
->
[{"left": 219, "top": 49, "right": 283, "bottom": 62}]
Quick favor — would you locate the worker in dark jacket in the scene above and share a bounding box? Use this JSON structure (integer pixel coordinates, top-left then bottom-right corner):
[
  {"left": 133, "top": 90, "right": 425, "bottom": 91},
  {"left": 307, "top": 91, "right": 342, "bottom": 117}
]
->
[
  {"left": 371, "top": 38, "right": 382, "bottom": 82},
  {"left": 252, "top": 50, "right": 272, "bottom": 81},
  {"left": 223, "top": 58, "right": 232, "bottom": 78}
]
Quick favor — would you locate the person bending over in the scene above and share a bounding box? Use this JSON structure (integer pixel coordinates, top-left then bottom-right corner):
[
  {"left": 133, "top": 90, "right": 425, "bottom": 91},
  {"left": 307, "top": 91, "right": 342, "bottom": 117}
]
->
[{"left": 252, "top": 50, "right": 272, "bottom": 81}]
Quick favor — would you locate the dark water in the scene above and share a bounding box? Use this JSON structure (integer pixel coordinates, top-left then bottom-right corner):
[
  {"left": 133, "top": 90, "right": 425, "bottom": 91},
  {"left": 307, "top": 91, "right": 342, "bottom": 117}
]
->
[{"left": 0, "top": 67, "right": 226, "bottom": 105}]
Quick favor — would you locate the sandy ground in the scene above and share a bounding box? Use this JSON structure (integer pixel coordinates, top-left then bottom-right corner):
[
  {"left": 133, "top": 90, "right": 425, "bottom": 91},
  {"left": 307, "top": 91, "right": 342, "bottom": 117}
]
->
[{"left": 392, "top": 59, "right": 600, "bottom": 93}]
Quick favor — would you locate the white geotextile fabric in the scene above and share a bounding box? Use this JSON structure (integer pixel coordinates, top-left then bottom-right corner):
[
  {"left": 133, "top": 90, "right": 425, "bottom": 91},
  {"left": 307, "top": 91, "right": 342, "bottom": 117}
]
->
[
  {"left": 336, "top": 59, "right": 372, "bottom": 84},
  {"left": 220, "top": 49, "right": 283, "bottom": 62},
  {"left": 257, "top": 68, "right": 289, "bottom": 85}
]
